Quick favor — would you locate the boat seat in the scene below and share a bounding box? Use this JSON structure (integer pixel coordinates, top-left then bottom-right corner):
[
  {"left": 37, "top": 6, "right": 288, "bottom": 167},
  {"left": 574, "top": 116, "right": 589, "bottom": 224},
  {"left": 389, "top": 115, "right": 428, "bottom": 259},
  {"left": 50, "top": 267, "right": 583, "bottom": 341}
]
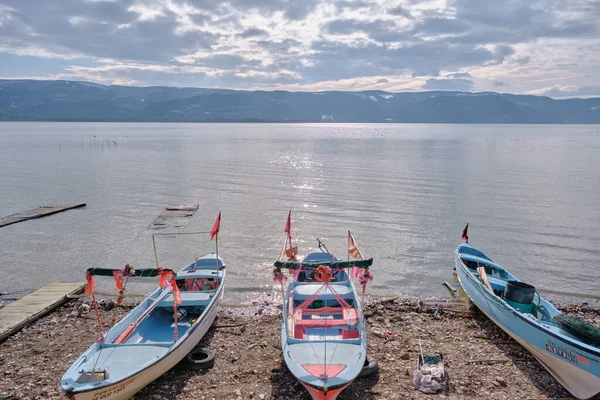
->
[
  {"left": 158, "top": 292, "right": 213, "bottom": 308},
  {"left": 478, "top": 275, "right": 506, "bottom": 292},
  {"left": 292, "top": 326, "right": 360, "bottom": 339},
  {"left": 294, "top": 307, "right": 358, "bottom": 327},
  {"left": 341, "top": 329, "right": 360, "bottom": 339},
  {"left": 293, "top": 285, "right": 353, "bottom": 296},
  {"left": 304, "top": 328, "right": 343, "bottom": 340}
]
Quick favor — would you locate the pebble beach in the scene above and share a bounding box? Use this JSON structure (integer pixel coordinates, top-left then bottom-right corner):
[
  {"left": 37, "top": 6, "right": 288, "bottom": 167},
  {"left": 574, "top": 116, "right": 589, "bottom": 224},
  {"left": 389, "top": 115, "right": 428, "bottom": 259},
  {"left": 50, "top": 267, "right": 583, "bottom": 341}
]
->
[{"left": 1, "top": 293, "right": 599, "bottom": 400}]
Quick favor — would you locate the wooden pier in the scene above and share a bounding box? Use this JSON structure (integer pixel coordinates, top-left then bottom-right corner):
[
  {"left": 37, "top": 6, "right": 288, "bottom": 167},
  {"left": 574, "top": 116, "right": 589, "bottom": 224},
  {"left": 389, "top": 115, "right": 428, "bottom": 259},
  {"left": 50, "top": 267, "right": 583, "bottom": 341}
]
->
[
  {"left": 144, "top": 203, "right": 199, "bottom": 234},
  {"left": 0, "top": 282, "right": 85, "bottom": 342},
  {"left": 0, "top": 203, "right": 86, "bottom": 228}
]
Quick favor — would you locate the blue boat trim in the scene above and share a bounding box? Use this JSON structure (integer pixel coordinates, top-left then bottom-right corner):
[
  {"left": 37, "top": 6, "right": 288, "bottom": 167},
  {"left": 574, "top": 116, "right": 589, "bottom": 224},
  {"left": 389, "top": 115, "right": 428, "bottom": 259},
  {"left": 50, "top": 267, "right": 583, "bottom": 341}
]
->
[{"left": 512, "top": 305, "right": 600, "bottom": 358}]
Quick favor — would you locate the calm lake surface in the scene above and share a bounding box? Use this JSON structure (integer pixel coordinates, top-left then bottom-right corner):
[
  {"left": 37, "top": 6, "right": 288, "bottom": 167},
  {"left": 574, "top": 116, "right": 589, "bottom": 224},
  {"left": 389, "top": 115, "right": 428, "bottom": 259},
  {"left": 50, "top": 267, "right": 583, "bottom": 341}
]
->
[{"left": 0, "top": 122, "right": 599, "bottom": 303}]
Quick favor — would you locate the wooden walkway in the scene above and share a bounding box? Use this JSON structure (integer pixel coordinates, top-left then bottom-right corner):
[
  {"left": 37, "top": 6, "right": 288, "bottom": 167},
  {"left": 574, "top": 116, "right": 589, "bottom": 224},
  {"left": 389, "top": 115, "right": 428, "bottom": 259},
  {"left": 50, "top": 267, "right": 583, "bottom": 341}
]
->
[
  {"left": 0, "top": 203, "right": 86, "bottom": 228},
  {"left": 144, "top": 203, "right": 199, "bottom": 234},
  {"left": 0, "top": 282, "right": 85, "bottom": 342}
]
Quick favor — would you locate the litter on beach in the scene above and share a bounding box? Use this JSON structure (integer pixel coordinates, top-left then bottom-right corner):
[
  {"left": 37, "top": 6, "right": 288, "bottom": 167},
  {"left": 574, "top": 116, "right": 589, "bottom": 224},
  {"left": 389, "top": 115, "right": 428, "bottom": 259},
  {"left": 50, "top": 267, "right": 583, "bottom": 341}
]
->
[{"left": 413, "top": 340, "right": 446, "bottom": 394}]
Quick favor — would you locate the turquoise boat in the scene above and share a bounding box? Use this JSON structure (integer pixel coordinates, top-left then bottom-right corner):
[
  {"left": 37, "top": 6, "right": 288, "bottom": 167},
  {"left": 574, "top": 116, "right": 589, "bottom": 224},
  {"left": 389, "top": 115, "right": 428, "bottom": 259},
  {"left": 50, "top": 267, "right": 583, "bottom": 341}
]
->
[
  {"left": 60, "top": 253, "right": 226, "bottom": 400},
  {"left": 455, "top": 242, "right": 600, "bottom": 399}
]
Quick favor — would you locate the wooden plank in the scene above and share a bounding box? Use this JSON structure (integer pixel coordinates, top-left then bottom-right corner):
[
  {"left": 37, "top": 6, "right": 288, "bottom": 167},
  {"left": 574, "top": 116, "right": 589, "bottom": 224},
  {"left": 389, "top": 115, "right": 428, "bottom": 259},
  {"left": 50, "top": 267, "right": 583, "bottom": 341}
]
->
[
  {"left": 144, "top": 203, "right": 199, "bottom": 234},
  {"left": 443, "top": 281, "right": 457, "bottom": 297},
  {"left": 0, "top": 282, "right": 85, "bottom": 341},
  {"left": 477, "top": 267, "right": 494, "bottom": 292},
  {"left": 0, "top": 203, "right": 86, "bottom": 228}
]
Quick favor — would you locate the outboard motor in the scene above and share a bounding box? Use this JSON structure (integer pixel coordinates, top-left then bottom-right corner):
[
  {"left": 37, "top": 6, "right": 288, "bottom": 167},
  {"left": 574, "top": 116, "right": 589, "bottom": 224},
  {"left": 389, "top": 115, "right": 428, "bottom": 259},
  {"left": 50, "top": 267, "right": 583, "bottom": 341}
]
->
[{"left": 504, "top": 281, "right": 536, "bottom": 313}]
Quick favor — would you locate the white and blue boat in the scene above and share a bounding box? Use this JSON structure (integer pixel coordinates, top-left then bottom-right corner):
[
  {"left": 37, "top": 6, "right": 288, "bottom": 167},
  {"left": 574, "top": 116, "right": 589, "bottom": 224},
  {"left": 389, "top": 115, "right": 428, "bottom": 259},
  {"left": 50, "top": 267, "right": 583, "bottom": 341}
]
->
[
  {"left": 455, "top": 240, "right": 600, "bottom": 399},
  {"left": 60, "top": 252, "right": 226, "bottom": 400},
  {"left": 274, "top": 241, "right": 373, "bottom": 400}
]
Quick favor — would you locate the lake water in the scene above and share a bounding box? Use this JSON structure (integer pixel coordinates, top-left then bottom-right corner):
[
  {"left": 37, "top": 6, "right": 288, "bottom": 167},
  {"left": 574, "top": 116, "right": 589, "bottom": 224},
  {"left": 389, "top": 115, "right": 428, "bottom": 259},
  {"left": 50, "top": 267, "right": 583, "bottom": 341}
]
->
[{"left": 0, "top": 122, "right": 599, "bottom": 303}]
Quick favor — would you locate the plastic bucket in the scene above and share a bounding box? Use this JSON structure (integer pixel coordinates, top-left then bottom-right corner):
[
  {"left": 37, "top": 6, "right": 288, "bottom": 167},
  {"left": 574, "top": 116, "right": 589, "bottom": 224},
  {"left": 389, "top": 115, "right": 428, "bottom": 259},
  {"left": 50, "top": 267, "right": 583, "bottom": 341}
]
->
[{"left": 504, "top": 281, "right": 535, "bottom": 313}]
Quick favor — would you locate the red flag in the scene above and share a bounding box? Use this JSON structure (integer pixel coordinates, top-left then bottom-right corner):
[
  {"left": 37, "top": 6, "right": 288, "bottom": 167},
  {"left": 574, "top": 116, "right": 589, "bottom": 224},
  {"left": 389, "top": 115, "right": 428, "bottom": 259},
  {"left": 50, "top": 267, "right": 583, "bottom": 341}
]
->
[
  {"left": 171, "top": 279, "right": 182, "bottom": 305},
  {"left": 84, "top": 273, "right": 96, "bottom": 295},
  {"left": 112, "top": 270, "right": 124, "bottom": 291},
  {"left": 462, "top": 223, "right": 469, "bottom": 242},
  {"left": 158, "top": 269, "right": 173, "bottom": 287},
  {"left": 284, "top": 210, "right": 291, "bottom": 238},
  {"left": 210, "top": 212, "right": 221, "bottom": 240}
]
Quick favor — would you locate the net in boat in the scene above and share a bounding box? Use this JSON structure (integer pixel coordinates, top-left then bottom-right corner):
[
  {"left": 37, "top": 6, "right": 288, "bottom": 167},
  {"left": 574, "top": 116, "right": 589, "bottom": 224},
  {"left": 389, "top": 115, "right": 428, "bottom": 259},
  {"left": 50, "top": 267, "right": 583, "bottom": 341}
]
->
[{"left": 552, "top": 314, "right": 600, "bottom": 347}]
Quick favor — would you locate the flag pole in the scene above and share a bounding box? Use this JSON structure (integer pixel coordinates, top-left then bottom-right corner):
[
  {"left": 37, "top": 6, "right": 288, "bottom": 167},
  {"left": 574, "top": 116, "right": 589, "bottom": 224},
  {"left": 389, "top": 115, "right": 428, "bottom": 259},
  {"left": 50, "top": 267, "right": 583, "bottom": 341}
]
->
[
  {"left": 279, "top": 235, "right": 288, "bottom": 261},
  {"left": 347, "top": 230, "right": 351, "bottom": 261},
  {"left": 210, "top": 211, "right": 221, "bottom": 270},
  {"left": 215, "top": 234, "right": 219, "bottom": 270}
]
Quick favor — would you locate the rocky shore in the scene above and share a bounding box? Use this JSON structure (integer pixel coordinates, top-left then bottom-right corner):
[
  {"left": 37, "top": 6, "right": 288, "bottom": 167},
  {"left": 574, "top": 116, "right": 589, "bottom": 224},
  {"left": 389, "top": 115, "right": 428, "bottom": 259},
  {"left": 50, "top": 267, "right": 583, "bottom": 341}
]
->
[{"left": 0, "top": 294, "right": 598, "bottom": 400}]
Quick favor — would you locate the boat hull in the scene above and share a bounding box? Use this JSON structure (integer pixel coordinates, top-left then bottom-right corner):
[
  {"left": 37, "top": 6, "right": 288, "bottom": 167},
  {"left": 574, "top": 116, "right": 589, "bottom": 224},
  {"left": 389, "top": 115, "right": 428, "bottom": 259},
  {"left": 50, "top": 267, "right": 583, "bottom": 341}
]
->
[
  {"left": 65, "top": 281, "right": 224, "bottom": 400},
  {"left": 301, "top": 382, "right": 349, "bottom": 400},
  {"left": 455, "top": 254, "right": 600, "bottom": 399},
  {"left": 280, "top": 285, "right": 366, "bottom": 399}
]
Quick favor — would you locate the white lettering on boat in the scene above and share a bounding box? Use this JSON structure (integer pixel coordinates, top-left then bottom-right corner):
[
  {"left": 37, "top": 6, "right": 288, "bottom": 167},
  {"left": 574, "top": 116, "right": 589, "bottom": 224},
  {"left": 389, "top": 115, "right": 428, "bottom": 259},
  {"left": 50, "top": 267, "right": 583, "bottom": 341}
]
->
[
  {"left": 546, "top": 341, "right": 577, "bottom": 363},
  {"left": 92, "top": 378, "right": 135, "bottom": 400}
]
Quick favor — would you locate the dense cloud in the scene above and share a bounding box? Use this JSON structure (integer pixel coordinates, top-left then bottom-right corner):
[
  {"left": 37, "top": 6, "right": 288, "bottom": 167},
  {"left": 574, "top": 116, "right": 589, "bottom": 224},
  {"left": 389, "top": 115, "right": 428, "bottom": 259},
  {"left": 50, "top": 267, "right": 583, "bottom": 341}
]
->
[{"left": 0, "top": 0, "right": 598, "bottom": 96}]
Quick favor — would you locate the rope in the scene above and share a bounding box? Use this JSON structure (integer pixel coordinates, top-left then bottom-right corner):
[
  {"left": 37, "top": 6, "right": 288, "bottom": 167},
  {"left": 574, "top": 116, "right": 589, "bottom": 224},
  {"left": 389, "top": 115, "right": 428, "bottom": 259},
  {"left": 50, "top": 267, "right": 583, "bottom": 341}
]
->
[
  {"left": 90, "top": 292, "right": 104, "bottom": 341},
  {"left": 323, "top": 315, "right": 327, "bottom": 378}
]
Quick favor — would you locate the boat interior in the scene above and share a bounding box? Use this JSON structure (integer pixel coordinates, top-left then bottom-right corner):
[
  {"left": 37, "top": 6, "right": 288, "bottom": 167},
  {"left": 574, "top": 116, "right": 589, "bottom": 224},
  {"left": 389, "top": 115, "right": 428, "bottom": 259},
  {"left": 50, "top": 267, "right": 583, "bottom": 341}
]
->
[
  {"left": 287, "top": 250, "right": 362, "bottom": 341},
  {"left": 458, "top": 247, "right": 562, "bottom": 326},
  {"left": 68, "top": 268, "right": 224, "bottom": 386},
  {"left": 112, "top": 273, "right": 221, "bottom": 345},
  {"left": 457, "top": 246, "right": 600, "bottom": 350}
]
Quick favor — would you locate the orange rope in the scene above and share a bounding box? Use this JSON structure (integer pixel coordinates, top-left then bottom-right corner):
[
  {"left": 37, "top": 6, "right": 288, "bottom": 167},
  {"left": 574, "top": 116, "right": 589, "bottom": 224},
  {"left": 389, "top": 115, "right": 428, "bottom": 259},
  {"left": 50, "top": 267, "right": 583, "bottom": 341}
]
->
[{"left": 91, "top": 292, "right": 105, "bottom": 341}]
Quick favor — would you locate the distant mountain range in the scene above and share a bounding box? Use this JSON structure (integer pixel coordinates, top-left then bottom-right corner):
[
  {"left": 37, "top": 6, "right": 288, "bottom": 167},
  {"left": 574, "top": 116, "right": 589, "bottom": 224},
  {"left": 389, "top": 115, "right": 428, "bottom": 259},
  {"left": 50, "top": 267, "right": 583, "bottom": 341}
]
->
[{"left": 1, "top": 79, "right": 599, "bottom": 123}]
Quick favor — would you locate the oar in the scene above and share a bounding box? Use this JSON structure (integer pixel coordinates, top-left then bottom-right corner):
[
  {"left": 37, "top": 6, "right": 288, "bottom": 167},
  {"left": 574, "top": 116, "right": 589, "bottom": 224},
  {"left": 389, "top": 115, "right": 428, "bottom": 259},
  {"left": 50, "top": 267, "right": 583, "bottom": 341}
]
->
[{"left": 113, "top": 287, "right": 172, "bottom": 344}]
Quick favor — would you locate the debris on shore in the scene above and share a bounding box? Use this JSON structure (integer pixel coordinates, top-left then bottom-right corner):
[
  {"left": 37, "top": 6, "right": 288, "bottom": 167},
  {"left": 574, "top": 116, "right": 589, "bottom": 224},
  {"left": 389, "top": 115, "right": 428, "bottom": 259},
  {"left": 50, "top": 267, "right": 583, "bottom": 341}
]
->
[{"left": 0, "top": 294, "right": 598, "bottom": 400}]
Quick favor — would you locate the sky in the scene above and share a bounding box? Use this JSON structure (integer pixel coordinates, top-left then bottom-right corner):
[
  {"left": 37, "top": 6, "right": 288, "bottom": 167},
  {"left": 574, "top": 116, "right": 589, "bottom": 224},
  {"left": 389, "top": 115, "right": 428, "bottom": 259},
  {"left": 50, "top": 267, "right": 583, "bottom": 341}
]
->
[{"left": 0, "top": 0, "right": 599, "bottom": 97}]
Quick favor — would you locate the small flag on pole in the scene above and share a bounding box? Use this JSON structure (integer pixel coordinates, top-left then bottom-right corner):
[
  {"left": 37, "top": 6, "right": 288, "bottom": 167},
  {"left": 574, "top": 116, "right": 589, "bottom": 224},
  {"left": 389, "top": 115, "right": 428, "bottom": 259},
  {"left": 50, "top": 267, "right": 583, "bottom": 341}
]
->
[
  {"left": 348, "top": 230, "right": 364, "bottom": 260},
  {"left": 210, "top": 212, "right": 221, "bottom": 240},
  {"left": 284, "top": 210, "right": 292, "bottom": 240},
  {"left": 84, "top": 273, "right": 96, "bottom": 295},
  {"left": 462, "top": 223, "right": 469, "bottom": 243},
  {"left": 112, "top": 270, "right": 124, "bottom": 291}
]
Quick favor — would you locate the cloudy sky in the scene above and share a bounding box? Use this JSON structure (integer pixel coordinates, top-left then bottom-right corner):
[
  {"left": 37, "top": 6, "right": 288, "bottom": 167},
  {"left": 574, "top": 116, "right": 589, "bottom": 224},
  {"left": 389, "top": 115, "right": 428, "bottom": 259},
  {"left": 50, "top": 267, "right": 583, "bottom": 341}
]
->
[{"left": 0, "top": 0, "right": 598, "bottom": 97}]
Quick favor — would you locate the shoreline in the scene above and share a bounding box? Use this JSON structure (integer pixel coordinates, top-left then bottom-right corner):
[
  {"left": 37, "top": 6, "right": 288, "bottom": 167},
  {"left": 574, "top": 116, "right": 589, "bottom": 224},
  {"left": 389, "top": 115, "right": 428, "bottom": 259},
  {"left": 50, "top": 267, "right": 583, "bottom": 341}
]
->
[{"left": 0, "top": 294, "right": 599, "bottom": 400}]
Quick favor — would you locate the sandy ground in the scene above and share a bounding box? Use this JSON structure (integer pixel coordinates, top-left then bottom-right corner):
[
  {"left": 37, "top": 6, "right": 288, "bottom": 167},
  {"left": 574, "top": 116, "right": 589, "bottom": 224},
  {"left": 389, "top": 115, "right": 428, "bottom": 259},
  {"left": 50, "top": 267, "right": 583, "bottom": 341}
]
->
[{"left": 0, "top": 294, "right": 599, "bottom": 400}]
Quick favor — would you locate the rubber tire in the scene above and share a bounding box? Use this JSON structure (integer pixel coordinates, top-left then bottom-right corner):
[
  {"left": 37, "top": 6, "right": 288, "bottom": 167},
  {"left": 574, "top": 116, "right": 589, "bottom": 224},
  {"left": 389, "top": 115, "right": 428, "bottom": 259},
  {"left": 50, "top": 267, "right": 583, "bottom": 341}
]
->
[
  {"left": 182, "top": 347, "right": 215, "bottom": 370},
  {"left": 358, "top": 359, "right": 379, "bottom": 378}
]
